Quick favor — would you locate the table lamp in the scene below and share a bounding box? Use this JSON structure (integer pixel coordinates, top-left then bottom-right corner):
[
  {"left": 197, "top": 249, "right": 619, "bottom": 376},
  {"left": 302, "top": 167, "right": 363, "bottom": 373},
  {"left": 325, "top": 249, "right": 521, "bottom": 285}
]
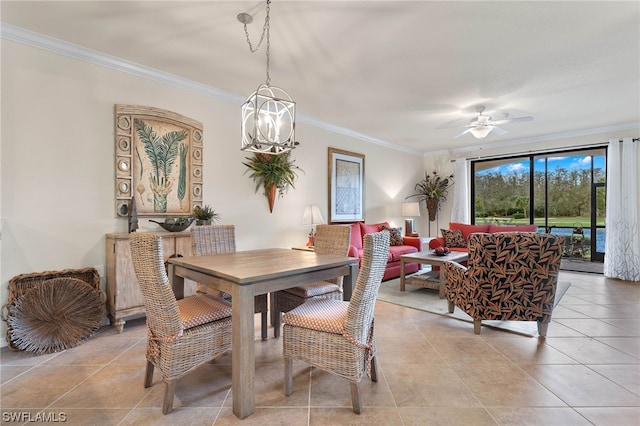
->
[
  {"left": 302, "top": 204, "right": 325, "bottom": 246},
  {"left": 401, "top": 202, "right": 420, "bottom": 237}
]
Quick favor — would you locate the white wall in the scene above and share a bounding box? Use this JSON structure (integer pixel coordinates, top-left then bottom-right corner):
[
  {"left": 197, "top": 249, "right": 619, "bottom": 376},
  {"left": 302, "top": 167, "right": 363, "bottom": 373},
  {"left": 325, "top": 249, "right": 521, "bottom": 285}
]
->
[{"left": 0, "top": 41, "right": 424, "bottom": 346}]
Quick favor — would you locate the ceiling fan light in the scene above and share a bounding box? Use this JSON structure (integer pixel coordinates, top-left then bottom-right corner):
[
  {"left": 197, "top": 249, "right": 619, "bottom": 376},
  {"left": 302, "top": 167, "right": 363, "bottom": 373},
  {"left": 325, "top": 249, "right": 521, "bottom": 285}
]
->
[{"left": 470, "top": 125, "right": 493, "bottom": 139}]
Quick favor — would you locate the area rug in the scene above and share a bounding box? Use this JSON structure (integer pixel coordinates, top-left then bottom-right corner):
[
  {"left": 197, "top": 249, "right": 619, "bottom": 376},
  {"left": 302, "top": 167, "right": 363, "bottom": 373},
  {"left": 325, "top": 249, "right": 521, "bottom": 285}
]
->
[{"left": 376, "top": 274, "right": 571, "bottom": 337}]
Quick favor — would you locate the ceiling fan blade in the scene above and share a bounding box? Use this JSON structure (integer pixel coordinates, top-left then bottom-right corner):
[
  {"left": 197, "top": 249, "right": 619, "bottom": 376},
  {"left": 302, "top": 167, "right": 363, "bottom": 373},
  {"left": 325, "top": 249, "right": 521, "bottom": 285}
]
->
[
  {"left": 437, "top": 121, "right": 474, "bottom": 130},
  {"left": 453, "top": 128, "right": 474, "bottom": 139},
  {"left": 491, "top": 116, "right": 534, "bottom": 125},
  {"left": 491, "top": 126, "right": 509, "bottom": 135}
]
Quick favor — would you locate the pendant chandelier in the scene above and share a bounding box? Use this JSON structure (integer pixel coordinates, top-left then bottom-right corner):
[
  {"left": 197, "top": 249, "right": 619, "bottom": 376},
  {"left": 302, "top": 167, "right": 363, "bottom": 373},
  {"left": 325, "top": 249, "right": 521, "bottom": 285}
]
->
[{"left": 238, "top": 0, "right": 296, "bottom": 155}]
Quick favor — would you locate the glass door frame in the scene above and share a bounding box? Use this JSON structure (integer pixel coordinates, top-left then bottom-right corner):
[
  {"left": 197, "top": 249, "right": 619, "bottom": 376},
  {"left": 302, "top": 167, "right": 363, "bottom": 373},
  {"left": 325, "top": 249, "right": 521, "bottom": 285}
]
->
[{"left": 592, "top": 182, "right": 606, "bottom": 262}]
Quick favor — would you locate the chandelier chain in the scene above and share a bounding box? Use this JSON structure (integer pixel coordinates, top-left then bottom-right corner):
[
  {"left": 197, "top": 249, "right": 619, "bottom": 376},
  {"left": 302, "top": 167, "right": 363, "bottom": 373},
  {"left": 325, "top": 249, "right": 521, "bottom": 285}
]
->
[{"left": 242, "top": 0, "right": 271, "bottom": 86}]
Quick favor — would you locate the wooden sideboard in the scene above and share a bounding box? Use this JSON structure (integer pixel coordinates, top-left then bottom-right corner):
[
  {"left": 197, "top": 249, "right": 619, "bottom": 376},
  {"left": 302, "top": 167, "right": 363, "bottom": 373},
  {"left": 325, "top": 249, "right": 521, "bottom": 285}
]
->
[{"left": 105, "top": 232, "right": 196, "bottom": 333}]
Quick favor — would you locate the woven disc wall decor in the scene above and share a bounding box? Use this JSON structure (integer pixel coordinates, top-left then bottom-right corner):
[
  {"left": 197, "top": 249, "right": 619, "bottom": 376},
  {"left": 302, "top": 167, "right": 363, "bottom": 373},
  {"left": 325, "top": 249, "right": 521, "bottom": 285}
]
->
[{"left": 6, "top": 278, "right": 103, "bottom": 355}]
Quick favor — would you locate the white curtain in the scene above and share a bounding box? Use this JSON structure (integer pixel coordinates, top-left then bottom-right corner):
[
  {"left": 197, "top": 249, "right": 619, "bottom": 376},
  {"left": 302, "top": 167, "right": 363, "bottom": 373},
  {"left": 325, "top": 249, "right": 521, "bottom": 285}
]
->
[
  {"left": 451, "top": 158, "right": 470, "bottom": 223},
  {"left": 604, "top": 138, "right": 640, "bottom": 281}
]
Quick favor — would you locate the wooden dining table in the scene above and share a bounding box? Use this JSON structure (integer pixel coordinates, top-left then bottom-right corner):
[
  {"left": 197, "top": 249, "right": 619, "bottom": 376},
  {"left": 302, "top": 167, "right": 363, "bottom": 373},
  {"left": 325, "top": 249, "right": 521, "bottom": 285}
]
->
[{"left": 167, "top": 248, "right": 359, "bottom": 419}]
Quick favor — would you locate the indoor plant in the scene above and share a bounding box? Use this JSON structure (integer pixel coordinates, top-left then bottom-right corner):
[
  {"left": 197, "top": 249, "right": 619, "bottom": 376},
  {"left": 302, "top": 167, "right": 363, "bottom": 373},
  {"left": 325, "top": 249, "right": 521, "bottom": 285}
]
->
[
  {"left": 243, "top": 152, "right": 302, "bottom": 212},
  {"left": 192, "top": 204, "right": 220, "bottom": 225},
  {"left": 407, "top": 170, "right": 454, "bottom": 221}
]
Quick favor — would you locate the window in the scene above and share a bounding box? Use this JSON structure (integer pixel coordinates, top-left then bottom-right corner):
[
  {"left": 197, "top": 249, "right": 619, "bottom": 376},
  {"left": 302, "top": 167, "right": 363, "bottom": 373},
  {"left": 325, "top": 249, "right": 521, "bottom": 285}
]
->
[{"left": 472, "top": 147, "right": 607, "bottom": 261}]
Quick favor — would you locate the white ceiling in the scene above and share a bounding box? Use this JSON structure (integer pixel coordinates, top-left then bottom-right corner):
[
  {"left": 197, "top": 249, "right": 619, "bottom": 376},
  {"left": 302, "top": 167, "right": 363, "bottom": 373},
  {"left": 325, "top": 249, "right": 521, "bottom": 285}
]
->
[{"left": 2, "top": 1, "right": 639, "bottom": 155}]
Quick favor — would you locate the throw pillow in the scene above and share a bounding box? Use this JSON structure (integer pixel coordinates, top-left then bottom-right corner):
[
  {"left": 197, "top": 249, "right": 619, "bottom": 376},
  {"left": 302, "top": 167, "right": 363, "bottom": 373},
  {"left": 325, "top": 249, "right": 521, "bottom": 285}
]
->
[
  {"left": 441, "top": 229, "right": 466, "bottom": 248},
  {"left": 382, "top": 225, "right": 404, "bottom": 246}
]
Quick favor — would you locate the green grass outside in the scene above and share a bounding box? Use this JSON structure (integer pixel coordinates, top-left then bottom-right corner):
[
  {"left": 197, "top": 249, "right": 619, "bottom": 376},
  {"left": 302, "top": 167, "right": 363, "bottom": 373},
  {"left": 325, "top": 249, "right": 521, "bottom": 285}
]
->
[{"left": 476, "top": 216, "right": 605, "bottom": 227}]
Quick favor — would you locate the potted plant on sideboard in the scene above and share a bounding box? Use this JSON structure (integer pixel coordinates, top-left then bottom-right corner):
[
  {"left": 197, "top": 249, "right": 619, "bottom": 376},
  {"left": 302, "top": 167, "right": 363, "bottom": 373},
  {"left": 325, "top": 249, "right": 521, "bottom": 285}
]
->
[{"left": 192, "top": 204, "right": 220, "bottom": 226}]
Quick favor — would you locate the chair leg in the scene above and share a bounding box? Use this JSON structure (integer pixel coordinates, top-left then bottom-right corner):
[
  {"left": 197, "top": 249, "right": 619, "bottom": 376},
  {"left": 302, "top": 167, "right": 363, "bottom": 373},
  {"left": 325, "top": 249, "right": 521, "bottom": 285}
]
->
[
  {"left": 144, "top": 360, "right": 154, "bottom": 388},
  {"left": 370, "top": 356, "right": 378, "bottom": 382},
  {"left": 162, "top": 380, "right": 176, "bottom": 415},
  {"left": 473, "top": 319, "right": 482, "bottom": 334},
  {"left": 448, "top": 301, "right": 455, "bottom": 313},
  {"left": 350, "top": 382, "right": 362, "bottom": 414},
  {"left": 284, "top": 357, "right": 293, "bottom": 396},
  {"left": 537, "top": 321, "right": 549, "bottom": 337},
  {"left": 274, "top": 312, "right": 281, "bottom": 338},
  {"left": 270, "top": 292, "right": 278, "bottom": 326},
  {"left": 261, "top": 311, "right": 268, "bottom": 340}
]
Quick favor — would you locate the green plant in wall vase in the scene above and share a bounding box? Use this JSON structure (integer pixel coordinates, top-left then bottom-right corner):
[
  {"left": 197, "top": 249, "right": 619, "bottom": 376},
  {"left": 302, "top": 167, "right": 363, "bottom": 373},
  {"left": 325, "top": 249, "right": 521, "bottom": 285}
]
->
[
  {"left": 134, "top": 119, "right": 187, "bottom": 213},
  {"left": 243, "top": 151, "right": 302, "bottom": 212}
]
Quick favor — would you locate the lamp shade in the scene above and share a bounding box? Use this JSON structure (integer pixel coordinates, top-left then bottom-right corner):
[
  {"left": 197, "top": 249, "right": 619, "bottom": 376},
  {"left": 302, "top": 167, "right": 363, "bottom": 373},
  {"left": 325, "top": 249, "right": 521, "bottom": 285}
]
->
[
  {"left": 401, "top": 202, "right": 420, "bottom": 217},
  {"left": 302, "top": 205, "right": 325, "bottom": 226}
]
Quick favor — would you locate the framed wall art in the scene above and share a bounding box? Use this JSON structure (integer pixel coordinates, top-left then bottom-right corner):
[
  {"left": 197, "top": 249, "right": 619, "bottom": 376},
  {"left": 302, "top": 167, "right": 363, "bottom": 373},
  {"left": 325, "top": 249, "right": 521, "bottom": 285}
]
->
[
  {"left": 114, "top": 105, "right": 203, "bottom": 218},
  {"left": 328, "top": 147, "right": 365, "bottom": 223}
]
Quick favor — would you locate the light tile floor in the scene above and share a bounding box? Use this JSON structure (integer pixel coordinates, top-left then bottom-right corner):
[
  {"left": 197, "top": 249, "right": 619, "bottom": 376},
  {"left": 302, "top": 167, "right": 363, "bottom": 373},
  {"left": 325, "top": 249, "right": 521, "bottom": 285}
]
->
[{"left": 1, "top": 271, "right": 639, "bottom": 425}]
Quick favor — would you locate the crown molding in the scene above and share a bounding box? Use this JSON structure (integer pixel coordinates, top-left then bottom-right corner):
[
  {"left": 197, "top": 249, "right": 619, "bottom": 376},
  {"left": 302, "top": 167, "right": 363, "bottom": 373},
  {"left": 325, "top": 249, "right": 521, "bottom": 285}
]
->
[
  {"left": 2, "top": 23, "right": 424, "bottom": 157},
  {"left": 1, "top": 23, "right": 245, "bottom": 105},
  {"left": 4, "top": 23, "right": 634, "bottom": 159}
]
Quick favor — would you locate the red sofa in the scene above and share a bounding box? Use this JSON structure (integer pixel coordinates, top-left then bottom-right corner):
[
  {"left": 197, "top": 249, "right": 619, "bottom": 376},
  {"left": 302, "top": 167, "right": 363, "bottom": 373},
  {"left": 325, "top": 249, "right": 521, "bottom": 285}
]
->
[
  {"left": 429, "top": 222, "right": 539, "bottom": 254},
  {"left": 345, "top": 221, "right": 422, "bottom": 281}
]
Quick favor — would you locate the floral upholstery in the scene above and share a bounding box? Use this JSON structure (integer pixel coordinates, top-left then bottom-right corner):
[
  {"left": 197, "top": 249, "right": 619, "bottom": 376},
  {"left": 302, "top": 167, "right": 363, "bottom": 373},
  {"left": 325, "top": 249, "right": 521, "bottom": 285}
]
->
[
  {"left": 440, "top": 229, "right": 466, "bottom": 247},
  {"left": 443, "top": 232, "right": 564, "bottom": 336}
]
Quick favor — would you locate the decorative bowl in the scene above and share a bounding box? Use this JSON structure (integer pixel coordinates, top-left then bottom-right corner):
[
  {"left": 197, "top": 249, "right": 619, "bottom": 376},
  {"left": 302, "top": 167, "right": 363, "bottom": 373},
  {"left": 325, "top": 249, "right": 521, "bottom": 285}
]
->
[
  {"left": 149, "top": 217, "right": 194, "bottom": 232},
  {"left": 433, "top": 248, "right": 451, "bottom": 256}
]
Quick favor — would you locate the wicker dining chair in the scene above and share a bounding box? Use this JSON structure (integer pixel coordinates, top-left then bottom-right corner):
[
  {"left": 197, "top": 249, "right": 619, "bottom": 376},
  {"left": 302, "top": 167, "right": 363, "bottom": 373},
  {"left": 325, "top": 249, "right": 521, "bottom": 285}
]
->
[
  {"left": 129, "top": 233, "right": 232, "bottom": 415},
  {"left": 271, "top": 224, "right": 351, "bottom": 337},
  {"left": 282, "top": 231, "right": 390, "bottom": 414},
  {"left": 191, "top": 224, "right": 269, "bottom": 340}
]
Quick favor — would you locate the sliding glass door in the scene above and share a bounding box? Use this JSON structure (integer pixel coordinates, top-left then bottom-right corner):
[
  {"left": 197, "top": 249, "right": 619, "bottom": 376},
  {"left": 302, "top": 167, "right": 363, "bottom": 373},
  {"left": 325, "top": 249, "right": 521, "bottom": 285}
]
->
[{"left": 472, "top": 147, "right": 607, "bottom": 263}]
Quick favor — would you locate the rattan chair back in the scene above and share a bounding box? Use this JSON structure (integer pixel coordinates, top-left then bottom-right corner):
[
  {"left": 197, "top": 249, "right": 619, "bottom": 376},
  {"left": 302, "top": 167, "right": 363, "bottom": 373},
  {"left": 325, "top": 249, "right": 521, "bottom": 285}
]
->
[
  {"left": 313, "top": 224, "right": 351, "bottom": 285},
  {"left": 345, "top": 231, "right": 390, "bottom": 344},
  {"left": 192, "top": 224, "right": 236, "bottom": 255},
  {"left": 129, "top": 233, "right": 183, "bottom": 339}
]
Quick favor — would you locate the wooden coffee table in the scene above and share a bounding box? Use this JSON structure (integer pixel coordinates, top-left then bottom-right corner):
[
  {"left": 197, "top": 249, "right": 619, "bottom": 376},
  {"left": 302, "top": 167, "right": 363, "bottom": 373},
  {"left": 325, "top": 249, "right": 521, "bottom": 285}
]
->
[{"left": 400, "top": 251, "right": 469, "bottom": 298}]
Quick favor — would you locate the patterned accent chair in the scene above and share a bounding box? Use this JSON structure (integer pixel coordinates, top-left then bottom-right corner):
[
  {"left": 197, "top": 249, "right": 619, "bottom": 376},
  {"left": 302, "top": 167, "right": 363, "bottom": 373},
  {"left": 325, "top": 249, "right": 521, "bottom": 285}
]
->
[
  {"left": 191, "top": 224, "right": 269, "bottom": 340},
  {"left": 443, "top": 232, "right": 564, "bottom": 337},
  {"left": 130, "top": 233, "right": 232, "bottom": 414},
  {"left": 272, "top": 224, "right": 351, "bottom": 337},
  {"left": 282, "top": 231, "right": 390, "bottom": 414}
]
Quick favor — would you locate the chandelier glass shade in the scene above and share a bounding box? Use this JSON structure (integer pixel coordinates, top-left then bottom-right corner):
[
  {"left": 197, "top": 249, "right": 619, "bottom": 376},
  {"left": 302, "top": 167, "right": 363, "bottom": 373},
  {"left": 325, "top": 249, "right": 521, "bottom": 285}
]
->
[{"left": 241, "top": 84, "right": 296, "bottom": 154}]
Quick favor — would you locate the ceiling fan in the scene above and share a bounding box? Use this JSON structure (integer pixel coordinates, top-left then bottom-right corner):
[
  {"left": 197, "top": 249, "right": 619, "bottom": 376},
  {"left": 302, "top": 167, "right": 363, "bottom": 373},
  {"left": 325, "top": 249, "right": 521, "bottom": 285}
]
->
[{"left": 449, "top": 106, "right": 534, "bottom": 139}]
